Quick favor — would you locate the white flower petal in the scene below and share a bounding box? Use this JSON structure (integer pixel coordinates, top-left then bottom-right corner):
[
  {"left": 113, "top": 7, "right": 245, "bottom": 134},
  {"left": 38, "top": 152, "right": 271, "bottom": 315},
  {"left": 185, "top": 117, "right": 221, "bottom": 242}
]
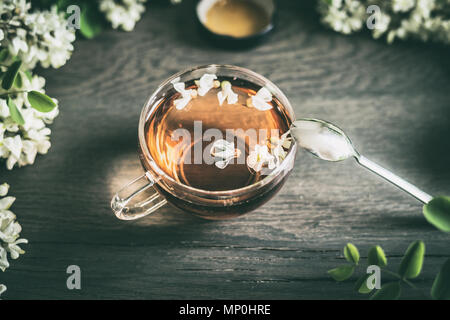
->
[
  {"left": 217, "top": 91, "right": 227, "bottom": 106},
  {"left": 215, "top": 159, "right": 231, "bottom": 169},
  {"left": 6, "top": 155, "right": 18, "bottom": 170},
  {"left": 0, "top": 184, "right": 9, "bottom": 197},
  {"left": 0, "top": 247, "right": 10, "bottom": 272},
  {"left": 174, "top": 96, "right": 192, "bottom": 110},
  {"left": 0, "top": 100, "right": 9, "bottom": 118},
  {"left": 247, "top": 144, "right": 275, "bottom": 172},
  {"left": 0, "top": 284, "right": 6, "bottom": 296},
  {"left": 255, "top": 87, "right": 272, "bottom": 102},
  {"left": 251, "top": 96, "right": 273, "bottom": 111},
  {"left": 197, "top": 74, "right": 217, "bottom": 96},
  {"left": 172, "top": 79, "right": 193, "bottom": 110},
  {"left": 210, "top": 139, "right": 237, "bottom": 169},
  {"left": 217, "top": 81, "right": 238, "bottom": 106},
  {"left": 0, "top": 197, "right": 15, "bottom": 210},
  {"left": 250, "top": 87, "right": 273, "bottom": 111},
  {"left": 3, "top": 136, "right": 22, "bottom": 159}
]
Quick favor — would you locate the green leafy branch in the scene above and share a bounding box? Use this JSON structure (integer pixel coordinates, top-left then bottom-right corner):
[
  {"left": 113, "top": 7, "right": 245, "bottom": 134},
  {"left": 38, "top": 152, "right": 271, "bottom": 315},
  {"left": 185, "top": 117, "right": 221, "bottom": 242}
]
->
[
  {"left": 328, "top": 242, "right": 450, "bottom": 300},
  {"left": 0, "top": 50, "right": 56, "bottom": 125}
]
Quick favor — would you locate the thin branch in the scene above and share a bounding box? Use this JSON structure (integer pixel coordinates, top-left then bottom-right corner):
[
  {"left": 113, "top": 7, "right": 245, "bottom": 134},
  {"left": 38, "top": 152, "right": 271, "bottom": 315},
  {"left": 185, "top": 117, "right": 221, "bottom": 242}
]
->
[{"left": 0, "top": 90, "right": 28, "bottom": 98}]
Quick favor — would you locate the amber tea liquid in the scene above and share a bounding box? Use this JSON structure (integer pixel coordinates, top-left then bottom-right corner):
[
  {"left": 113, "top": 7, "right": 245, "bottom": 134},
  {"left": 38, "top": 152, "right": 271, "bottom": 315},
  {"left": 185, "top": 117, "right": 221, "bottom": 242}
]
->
[{"left": 145, "top": 77, "right": 292, "bottom": 192}]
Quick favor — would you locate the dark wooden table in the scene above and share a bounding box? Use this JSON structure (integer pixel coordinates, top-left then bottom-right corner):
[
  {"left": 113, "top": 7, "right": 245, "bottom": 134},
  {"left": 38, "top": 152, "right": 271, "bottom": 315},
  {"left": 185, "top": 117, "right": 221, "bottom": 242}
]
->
[{"left": 2, "top": 0, "right": 449, "bottom": 299}]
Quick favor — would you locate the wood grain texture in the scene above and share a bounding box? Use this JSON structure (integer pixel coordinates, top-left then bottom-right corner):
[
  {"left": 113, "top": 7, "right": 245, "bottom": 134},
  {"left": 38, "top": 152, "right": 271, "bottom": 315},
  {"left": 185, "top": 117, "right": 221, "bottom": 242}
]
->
[{"left": 1, "top": 0, "right": 449, "bottom": 299}]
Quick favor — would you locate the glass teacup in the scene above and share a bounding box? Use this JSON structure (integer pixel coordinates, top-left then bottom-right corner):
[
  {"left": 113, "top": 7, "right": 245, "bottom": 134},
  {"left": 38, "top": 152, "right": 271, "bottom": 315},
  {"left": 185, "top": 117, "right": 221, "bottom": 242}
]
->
[{"left": 111, "top": 65, "right": 296, "bottom": 220}]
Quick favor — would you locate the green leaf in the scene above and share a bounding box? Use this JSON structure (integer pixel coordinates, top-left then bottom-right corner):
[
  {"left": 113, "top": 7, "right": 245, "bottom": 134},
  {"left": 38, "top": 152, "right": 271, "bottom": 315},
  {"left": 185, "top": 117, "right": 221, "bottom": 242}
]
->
[
  {"left": 24, "top": 70, "right": 32, "bottom": 81},
  {"left": 431, "top": 258, "right": 450, "bottom": 300},
  {"left": 27, "top": 91, "right": 56, "bottom": 113},
  {"left": 370, "top": 282, "right": 401, "bottom": 300},
  {"left": 354, "top": 274, "right": 373, "bottom": 294},
  {"left": 398, "top": 240, "right": 425, "bottom": 279},
  {"left": 14, "top": 72, "right": 23, "bottom": 89},
  {"left": 0, "top": 48, "right": 9, "bottom": 63},
  {"left": 368, "top": 245, "right": 387, "bottom": 267},
  {"left": 328, "top": 265, "right": 355, "bottom": 281},
  {"left": 7, "top": 97, "right": 25, "bottom": 126},
  {"left": 2, "top": 60, "right": 22, "bottom": 90},
  {"left": 343, "top": 243, "right": 360, "bottom": 265},
  {"left": 423, "top": 196, "right": 450, "bottom": 232},
  {"left": 80, "top": 5, "right": 104, "bottom": 39}
]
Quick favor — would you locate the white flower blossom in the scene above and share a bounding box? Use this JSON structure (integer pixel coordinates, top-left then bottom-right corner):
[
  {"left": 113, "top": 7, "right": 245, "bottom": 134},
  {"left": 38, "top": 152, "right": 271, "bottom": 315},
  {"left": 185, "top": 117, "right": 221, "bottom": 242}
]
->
[
  {"left": 319, "top": 0, "right": 366, "bottom": 35},
  {"left": 0, "top": 183, "right": 27, "bottom": 274},
  {"left": 217, "top": 81, "right": 238, "bottom": 106},
  {"left": 270, "top": 131, "right": 292, "bottom": 166},
  {"left": 0, "top": 1, "right": 75, "bottom": 69},
  {"left": 0, "top": 284, "right": 6, "bottom": 296},
  {"left": 247, "top": 144, "right": 276, "bottom": 173},
  {"left": 171, "top": 78, "right": 196, "bottom": 110},
  {"left": 197, "top": 74, "right": 218, "bottom": 96},
  {"left": 100, "top": 0, "right": 147, "bottom": 32},
  {"left": 249, "top": 87, "right": 273, "bottom": 111},
  {"left": 210, "top": 139, "right": 240, "bottom": 169}
]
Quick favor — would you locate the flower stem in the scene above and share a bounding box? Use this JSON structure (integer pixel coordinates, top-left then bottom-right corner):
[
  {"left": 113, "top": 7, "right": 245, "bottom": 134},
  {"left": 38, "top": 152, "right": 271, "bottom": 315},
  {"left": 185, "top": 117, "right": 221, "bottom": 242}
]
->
[{"left": 0, "top": 91, "right": 28, "bottom": 98}]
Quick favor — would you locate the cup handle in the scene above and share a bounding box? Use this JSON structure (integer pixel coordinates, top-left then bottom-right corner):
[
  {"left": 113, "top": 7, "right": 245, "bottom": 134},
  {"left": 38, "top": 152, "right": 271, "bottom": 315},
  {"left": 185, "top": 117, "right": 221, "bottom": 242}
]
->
[{"left": 111, "top": 172, "right": 168, "bottom": 220}]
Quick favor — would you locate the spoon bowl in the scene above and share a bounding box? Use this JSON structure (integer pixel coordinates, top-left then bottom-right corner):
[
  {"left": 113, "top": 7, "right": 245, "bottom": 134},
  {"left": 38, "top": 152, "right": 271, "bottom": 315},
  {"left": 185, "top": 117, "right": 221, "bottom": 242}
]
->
[{"left": 290, "top": 118, "right": 358, "bottom": 162}]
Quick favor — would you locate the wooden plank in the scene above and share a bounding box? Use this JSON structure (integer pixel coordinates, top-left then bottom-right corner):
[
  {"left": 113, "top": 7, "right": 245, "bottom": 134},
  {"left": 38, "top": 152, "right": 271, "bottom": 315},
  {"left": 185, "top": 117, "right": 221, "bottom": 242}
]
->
[{"left": 1, "top": 0, "right": 449, "bottom": 299}]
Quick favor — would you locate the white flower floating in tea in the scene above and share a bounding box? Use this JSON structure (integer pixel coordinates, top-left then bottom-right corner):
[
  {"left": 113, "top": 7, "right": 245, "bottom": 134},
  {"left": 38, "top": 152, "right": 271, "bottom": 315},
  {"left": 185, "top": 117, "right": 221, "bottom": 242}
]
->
[
  {"left": 247, "top": 87, "right": 273, "bottom": 111},
  {"left": 171, "top": 78, "right": 197, "bottom": 110},
  {"left": 197, "top": 73, "right": 219, "bottom": 96},
  {"left": 269, "top": 132, "right": 292, "bottom": 167},
  {"left": 247, "top": 144, "right": 276, "bottom": 173},
  {"left": 172, "top": 73, "right": 276, "bottom": 111},
  {"left": 217, "top": 80, "right": 238, "bottom": 106},
  {"left": 210, "top": 139, "right": 241, "bottom": 169},
  {"left": 246, "top": 130, "right": 292, "bottom": 173}
]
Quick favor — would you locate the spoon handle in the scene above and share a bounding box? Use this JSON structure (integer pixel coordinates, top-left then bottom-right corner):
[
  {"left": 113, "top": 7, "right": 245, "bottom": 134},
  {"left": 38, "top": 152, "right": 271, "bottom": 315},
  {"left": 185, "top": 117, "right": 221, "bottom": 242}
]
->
[{"left": 356, "top": 155, "right": 433, "bottom": 204}]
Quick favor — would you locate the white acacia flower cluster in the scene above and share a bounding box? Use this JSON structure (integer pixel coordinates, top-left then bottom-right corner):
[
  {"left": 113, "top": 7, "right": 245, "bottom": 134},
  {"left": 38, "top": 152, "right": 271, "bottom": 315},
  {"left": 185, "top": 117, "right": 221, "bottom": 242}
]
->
[
  {"left": 0, "top": 183, "right": 28, "bottom": 296},
  {"left": 319, "top": 0, "right": 367, "bottom": 35},
  {"left": 0, "top": 0, "right": 75, "bottom": 69},
  {"left": 100, "top": 0, "right": 147, "bottom": 32},
  {"left": 247, "top": 132, "right": 291, "bottom": 173},
  {"left": 318, "top": 0, "right": 450, "bottom": 44},
  {"left": 0, "top": 72, "right": 59, "bottom": 170}
]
